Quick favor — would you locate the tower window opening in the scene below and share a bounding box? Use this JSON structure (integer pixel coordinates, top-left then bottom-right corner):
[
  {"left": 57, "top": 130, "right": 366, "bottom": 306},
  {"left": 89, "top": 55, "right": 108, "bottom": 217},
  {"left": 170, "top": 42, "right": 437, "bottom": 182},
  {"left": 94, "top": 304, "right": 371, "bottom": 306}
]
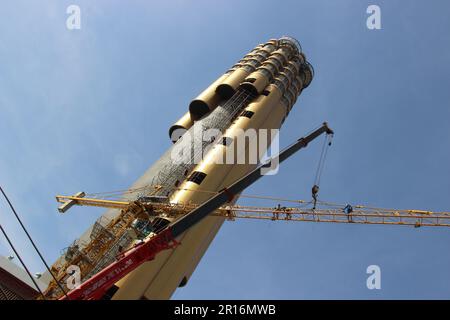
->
[
  {"left": 187, "top": 171, "right": 207, "bottom": 185},
  {"left": 240, "top": 110, "right": 255, "bottom": 118}
]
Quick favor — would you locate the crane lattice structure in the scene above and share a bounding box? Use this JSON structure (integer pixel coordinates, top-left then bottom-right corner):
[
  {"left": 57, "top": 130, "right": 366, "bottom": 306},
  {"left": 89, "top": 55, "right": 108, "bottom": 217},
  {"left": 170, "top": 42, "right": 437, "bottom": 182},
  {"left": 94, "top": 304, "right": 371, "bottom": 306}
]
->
[
  {"left": 56, "top": 194, "right": 450, "bottom": 228},
  {"left": 41, "top": 191, "right": 450, "bottom": 300}
]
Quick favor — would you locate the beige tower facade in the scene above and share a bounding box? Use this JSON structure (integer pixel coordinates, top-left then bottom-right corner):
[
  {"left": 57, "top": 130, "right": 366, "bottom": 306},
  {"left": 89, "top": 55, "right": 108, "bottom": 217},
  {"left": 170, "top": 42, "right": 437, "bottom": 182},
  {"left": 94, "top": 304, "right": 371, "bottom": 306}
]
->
[
  {"left": 44, "top": 37, "right": 314, "bottom": 300},
  {"left": 113, "top": 37, "right": 313, "bottom": 300}
]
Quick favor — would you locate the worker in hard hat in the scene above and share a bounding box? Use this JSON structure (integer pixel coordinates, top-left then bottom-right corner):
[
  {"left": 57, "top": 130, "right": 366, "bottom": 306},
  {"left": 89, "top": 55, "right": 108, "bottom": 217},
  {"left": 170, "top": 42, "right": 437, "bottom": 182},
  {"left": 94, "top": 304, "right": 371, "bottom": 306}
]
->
[{"left": 344, "top": 204, "right": 353, "bottom": 222}]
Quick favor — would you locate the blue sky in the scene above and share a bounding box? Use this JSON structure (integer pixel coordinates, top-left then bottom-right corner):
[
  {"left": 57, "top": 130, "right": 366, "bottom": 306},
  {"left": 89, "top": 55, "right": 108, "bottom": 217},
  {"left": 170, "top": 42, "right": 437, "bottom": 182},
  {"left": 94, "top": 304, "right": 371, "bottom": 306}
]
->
[{"left": 1, "top": 0, "right": 450, "bottom": 299}]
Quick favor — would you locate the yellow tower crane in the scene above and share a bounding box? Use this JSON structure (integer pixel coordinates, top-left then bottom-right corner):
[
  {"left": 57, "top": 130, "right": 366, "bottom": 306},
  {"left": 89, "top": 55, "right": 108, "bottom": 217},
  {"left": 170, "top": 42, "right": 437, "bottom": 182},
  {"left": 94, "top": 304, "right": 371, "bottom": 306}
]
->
[{"left": 40, "top": 190, "right": 450, "bottom": 300}]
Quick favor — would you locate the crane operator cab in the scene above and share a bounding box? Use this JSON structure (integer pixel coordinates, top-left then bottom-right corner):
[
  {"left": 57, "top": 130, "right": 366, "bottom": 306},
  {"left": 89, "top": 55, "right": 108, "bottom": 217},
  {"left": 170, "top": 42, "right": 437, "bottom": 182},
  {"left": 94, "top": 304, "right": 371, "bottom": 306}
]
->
[{"left": 130, "top": 218, "right": 155, "bottom": 240}]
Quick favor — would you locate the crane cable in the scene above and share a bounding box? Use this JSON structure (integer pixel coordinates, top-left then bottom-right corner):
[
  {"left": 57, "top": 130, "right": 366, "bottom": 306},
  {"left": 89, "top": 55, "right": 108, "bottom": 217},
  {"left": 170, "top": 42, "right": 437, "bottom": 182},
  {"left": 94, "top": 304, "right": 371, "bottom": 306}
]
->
[
  {"left": 312, "top": 132, "right": 333, "bottom": 209},
  {"left": 314, "top": 133, "right": 332, "bottom": 187},
  {"left": 0, "top": 186, "right": 69, "bottom": 299}
]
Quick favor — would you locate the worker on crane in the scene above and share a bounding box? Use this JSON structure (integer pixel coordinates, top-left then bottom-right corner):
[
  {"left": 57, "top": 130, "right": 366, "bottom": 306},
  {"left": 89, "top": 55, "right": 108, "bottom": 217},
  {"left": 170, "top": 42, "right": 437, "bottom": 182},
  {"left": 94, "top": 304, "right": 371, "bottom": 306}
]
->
[
  {"left": 343, "top": 204, "right": 353, "bottom": 222},
  {"left": 284, "top": 207, "right": 292, "bottom": 220},
  {"left": 312, "top": 184, "right": 319, "bottom": 210},
  {"left": 272, "top": 204, "right": 281, "bottom": 220}
]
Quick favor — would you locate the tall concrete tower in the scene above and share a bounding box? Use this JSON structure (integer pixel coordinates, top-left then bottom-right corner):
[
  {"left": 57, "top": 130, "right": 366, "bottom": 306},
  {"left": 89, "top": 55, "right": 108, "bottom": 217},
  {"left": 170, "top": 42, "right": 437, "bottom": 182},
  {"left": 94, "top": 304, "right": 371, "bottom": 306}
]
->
[{"left": 44, "top": 37, "right": 314, "bottom": 300}]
